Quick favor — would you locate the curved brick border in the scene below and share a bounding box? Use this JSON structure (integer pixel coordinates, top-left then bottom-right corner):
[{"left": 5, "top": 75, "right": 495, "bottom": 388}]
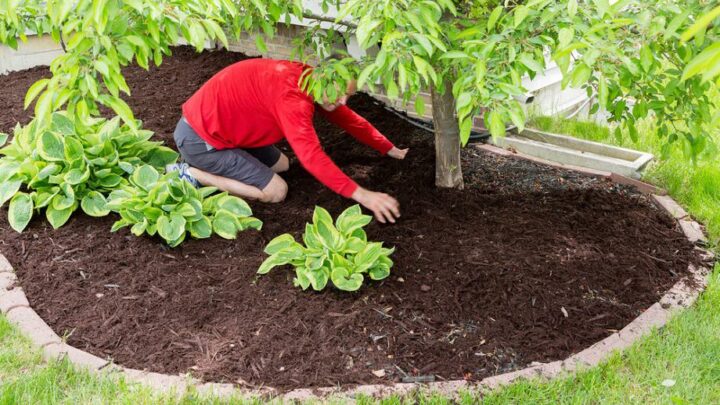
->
[{"left": 0, "top": 145, "right": 714, "bottom": 402}]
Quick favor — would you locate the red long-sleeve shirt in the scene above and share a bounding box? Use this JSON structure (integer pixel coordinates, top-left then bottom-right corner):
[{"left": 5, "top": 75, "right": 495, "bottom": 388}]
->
[{"left": 182, "top": 58, "right": 394, "bottom": 198}]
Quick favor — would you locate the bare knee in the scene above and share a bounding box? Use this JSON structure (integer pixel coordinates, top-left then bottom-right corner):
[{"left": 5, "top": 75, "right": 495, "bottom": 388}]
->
[
  {"left": 260, "top": 175, "right": 288, "bottom": 203},
  {"left": 271, "top": 153, "right": 290, "bottom": 173}
]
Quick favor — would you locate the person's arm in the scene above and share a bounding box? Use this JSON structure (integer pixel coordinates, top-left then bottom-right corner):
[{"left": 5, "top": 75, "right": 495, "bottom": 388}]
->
[
  {"left": 318, "top": 105, "right": 394, "bottom": 155},
  {"left": 277, "top": 97, "right": 400, "bottom": 223},
  {"left": 277, "top": 98, "right": 358, "bottom": 198}
]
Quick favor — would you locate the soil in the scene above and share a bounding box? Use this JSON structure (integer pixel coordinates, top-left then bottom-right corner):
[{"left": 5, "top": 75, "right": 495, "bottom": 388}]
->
[{"left": 0, "top": 47, "right": 701, "bottom": 390}]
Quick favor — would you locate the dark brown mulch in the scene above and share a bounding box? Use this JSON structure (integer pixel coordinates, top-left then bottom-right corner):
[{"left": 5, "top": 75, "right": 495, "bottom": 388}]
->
[{"left": 0, "top": 47, "right": 700, "bottom": 391}]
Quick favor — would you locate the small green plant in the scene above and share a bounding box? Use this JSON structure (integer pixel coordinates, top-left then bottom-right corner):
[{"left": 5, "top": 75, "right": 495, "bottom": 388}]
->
[
  {"left": 0, "top": 112, "right": 177, "bottom": 232},
  {"left": 257, "top": 205, "right": 394, "bottom": 292},
  {"left": 106, "top": 165, "right": 262, "bottom": 247}
]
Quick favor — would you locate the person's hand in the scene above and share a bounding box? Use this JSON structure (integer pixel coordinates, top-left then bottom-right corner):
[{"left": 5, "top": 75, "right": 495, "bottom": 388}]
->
[
  {"left": 351, "top": 187, "right": 400, "bottom": 224},
  {"left": 387, "top": 147, "right": 409, "bottom": 160}
]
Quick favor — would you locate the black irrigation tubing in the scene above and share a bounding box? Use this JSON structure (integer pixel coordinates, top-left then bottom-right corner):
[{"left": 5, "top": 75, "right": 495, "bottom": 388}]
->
[{"left": 368, "top": 97, "right": 494, "bottom": 143}]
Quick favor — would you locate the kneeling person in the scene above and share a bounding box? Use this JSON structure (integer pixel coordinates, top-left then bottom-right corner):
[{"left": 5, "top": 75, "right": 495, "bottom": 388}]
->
[{"left": 169, "top": 58, "right": 407, "bottom": 223}]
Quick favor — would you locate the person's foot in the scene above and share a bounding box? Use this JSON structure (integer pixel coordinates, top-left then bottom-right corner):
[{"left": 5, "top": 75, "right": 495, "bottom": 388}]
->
[{"left": 165, "top": 162, "right": 200, "bottom": 188}]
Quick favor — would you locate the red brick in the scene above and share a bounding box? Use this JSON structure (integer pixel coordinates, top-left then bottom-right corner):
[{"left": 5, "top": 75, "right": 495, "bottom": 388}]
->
[
  {"left": 660, "top": 274, "right": 704, "bottom": 309},
  {"left": 557, "top": 164, "right": 611, "bottom": 177},
  {"left": 353, "top": 383, "right": 415, "bottom": 400},
  {"left": 0, "top": 254, "right": 12, "bottom": 272},
  {"left": 618, "top": 303, "right": 669, "bottom": 344},
  {"left": 122, "top": 368, "right": 193, "bottom": 395},
  {"left": 679, "top": 220, "right": 707, "bottom": 244},
  {"left": 568, "top": 333, "right": 629, "bottom": 367},
  {"left": 0, "top": 288, "right": 30, "bottom": 313},
  {"left": 0, "top": 272, "right": 17, "bottom": 291},
  {"left": 43, "top": 343, "right": 109, "bottom": 370},
  {"left": 651, "top": 195, "right": 688, "bottom": 219},
  {"left": 195, "top": 382, "right": 239, "bottom": 397},
  {"left": 422, "top": 380, "right": 467, "bottom": 398},
  {"left": 609, "top": 173, "right": 666, "bottom": 195},
  {"left": 5, "top": 306, "right": 61, "bottom": 347},
  {"left": 695, "top": 247, "right": 715, "bottom": 262},
  {"left": 480, "top": 365, "right": 542, "bottom": 389},
  {"left": 537, "top": 360, "right": 564, "bottom": 379},
  {"left": 517, "top": 151, "right": 601, "bottom": 176},
  {"left": 283, "top": 388, "right": 319, "bottom": 402},
  {"left": 475, "top": 143, "right": 512, "bottom": 156}
]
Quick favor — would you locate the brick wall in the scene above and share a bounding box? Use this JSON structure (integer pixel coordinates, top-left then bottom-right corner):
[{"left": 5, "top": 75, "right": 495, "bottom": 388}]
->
[
  {"left": 224, "top": 24, "right": 316, "bottom": 63},
  {"left": 222, "top": 25, "right": 467, "bottom": 130}
]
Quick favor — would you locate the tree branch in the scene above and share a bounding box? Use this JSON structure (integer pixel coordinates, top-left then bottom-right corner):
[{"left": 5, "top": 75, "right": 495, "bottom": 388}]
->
[{"left": 301, "top": 12, "right": 357, "bottom": 29}]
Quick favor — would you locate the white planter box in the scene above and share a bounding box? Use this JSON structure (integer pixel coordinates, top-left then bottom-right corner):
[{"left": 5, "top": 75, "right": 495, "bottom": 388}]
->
[{"left": 492, "top": 128, "right": 653, "bottom": 178}]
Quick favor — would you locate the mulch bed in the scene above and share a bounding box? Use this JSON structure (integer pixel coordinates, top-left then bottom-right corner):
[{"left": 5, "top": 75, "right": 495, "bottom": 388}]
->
[{"left": 0, "top": 47, "right": 700, "bottom": 391}]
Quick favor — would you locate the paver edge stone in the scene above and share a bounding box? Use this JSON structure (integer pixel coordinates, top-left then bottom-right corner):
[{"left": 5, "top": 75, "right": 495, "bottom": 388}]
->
[{"left": 0, "top": 188, "right": 711, "bottom": 402}]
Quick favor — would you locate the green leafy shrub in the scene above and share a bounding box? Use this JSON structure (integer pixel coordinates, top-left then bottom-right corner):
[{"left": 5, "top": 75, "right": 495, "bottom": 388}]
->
[
  {"left": 257, "top": 205, "right": 394, "bottom": 292},
  {"left": 0, "top": 112, "right": 177, "bottom": 232},
  {"left": 107, "top": 165, "right": 262, "bottom": 247}
]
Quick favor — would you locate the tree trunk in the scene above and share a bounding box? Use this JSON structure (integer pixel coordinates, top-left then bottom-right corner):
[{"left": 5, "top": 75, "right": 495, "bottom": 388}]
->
[{"left": 430, "top": 81, "right": 464, "bottom": 189}]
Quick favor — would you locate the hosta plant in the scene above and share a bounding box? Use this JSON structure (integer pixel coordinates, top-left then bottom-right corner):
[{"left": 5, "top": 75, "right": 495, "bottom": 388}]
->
[
  {"left": 0, "top": 112, "right": 177, "bottom": 232},
  {"left": 258, "top": 205, "right": 394, "bottom": 292},
  {"left": 107, "top": 165, "right": 262, "bottom": 247}
]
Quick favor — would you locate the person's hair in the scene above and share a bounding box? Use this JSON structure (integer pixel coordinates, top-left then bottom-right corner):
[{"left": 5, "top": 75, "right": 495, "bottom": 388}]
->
[{"left": 325, "top": 51, "right": 347, "bottom": 61}]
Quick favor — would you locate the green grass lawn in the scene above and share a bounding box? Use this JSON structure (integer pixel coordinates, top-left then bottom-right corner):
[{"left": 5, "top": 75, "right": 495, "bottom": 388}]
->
[{"left": 1, "top": 115, "right": 718, "bottom": 404}]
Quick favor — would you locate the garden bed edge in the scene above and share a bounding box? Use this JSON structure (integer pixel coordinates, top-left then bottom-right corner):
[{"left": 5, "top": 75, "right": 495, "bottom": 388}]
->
[{"left": 0, "top": 188, "right": 711, "bottom": 402}]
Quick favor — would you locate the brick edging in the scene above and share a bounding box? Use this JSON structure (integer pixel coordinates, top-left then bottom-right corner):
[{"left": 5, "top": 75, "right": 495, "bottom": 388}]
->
[{"left": 0, "top": 193, "right": 712, "bottom": 402}]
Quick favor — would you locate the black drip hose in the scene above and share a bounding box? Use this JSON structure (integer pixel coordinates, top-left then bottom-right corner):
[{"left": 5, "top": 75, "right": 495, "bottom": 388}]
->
[{"left": 369, "top": 98, "right": 492, "bottom": 143}]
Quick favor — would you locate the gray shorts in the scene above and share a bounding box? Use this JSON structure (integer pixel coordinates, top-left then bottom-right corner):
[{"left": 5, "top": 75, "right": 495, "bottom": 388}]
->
[{"left": 174, "top": 118, "right": 281, "bottom": 190}]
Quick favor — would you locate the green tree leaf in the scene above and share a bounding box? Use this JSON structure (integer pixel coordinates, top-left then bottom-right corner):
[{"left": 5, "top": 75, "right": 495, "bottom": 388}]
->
[
  {"left": 568, "top": 0, "right": 578, "bottom": 18},
  {"left": 255, "top": 35, "right": 267, "bottom": 53},
  {"left": 558, "top": 27, "right": 574, "bottom": 48},
  {"left": 24, "top": 79, "right": 49, "bottom": 109},
  {"left": 640, "top": 45, "right": 654, "bottom": 73},
  {"left": 487, "top": 110, "right": 506, "bottom": 138},
  {"left": 571, "top": 64, "right": 592, "bottom": 88},
  {"left": 682, "top": 43, "right": 720, "bottom": 82},
  {"left": 514, "top": 5, "right": 529, "bottom": 28},
  {"left": 487, "top": 6, "right": 503, "bottom": 32},
  {"left": 681, "top": 5, "right": 720, "bottom": 42},
  {"left": 519, "top": 53, "right": 543, "bottom": 73},
  {"left": 356, "top": 19, "right": 381, "bottom": 48},
  {"left": 414, "top": 96, "right": 426, "bottom": 117},
  {"left": 102, "top": 96, "right": 136, "bottom": 128},
  {"left": 34, "top": 90, "right": 53, "bottom": 124}
]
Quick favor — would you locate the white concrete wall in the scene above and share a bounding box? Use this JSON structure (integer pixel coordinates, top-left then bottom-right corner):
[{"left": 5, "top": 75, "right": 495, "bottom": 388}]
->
[
  {"left": 0, "top": 35, "right": 63, "bottom": 75},
  {"left": 1, "top": 26, "right": 591, "bottom": 127}
]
